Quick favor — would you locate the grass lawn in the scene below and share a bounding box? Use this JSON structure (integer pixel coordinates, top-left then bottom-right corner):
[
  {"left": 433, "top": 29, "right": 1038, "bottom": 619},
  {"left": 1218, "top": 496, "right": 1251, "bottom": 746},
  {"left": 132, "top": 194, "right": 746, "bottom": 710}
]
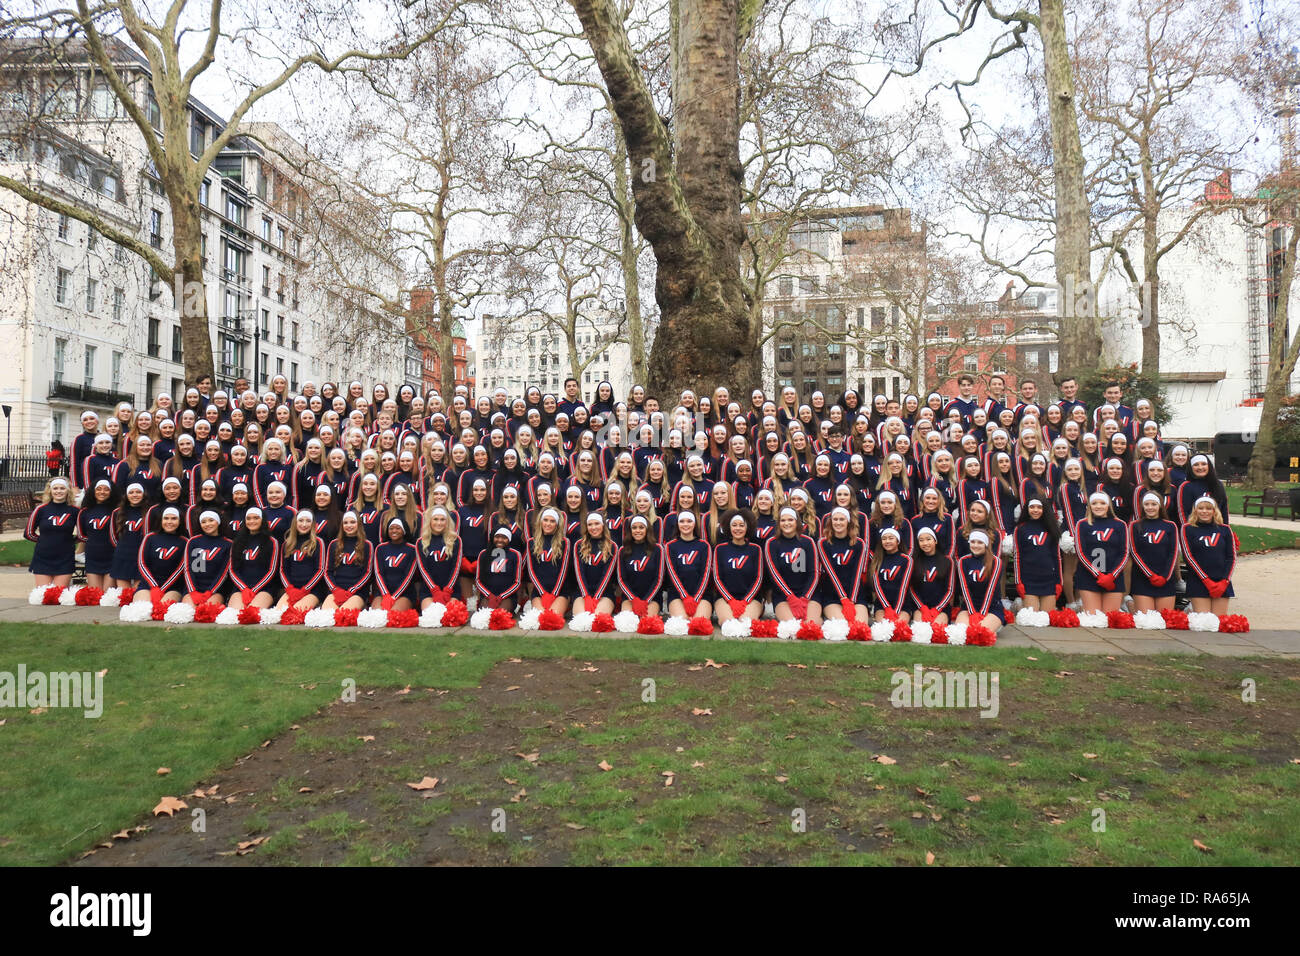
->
[
  {"left": 0, "top": 539, "right": 33, "bottom": 566},
  {"left": 1, "top": 623, "right": 1297, "bottom": 866},
  {"left": 1236, "top": 525, "right": 1300, "bottom": 554}
]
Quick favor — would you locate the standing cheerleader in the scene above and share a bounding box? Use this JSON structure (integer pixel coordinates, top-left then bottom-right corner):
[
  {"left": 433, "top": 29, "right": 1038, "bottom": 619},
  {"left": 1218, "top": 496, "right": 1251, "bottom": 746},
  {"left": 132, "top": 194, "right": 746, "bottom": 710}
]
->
[
  {"left": 1128, "top": 492, "right": 1180, "bottom": 612},
  {"left": 1012, "top": 498, "right": 1062, "bottom": 610},
  {"left": 764, "top": 507, "right": 819, "bottom": 623},
  {"left": 76, "top": 480, "right": 117, "bottom": 590},
  {"left": 572, "top": 512, "right": 619, "bottom": 615},
  {"left": 134, "top": 506, "right": 187, "bottom": 602},
  {"left": 372, "top": 518, "right": 418, "bottom": 611},
  {"left": 414, "top": 507, "right": 459, "bottom": 611},
  {"left": 181, "top": 510, "right": 232, "bottom": 605},
  {"left": 617, "top": 515, "right": 665, "bottom": 617},
  {"left": 1074, "top": 492, "right": 1130, "bottom": 614},
  {"left": 1176, "top": 455, "right": 1230, "bottom": 525},
  {"left": 109, "top": 483, "right": 149, "bottom": 587},
  {"left": 476, "top": 526, "right": 523, "bottom": 613},
  {"left": 954, "top": 531, "right": 1003, "bottom": 632},
  {"left": 228, "top": 508, "right": 280, "bottom": 610},
  {"left": 664, "top": 511, "right": 713, "bottom": 620},
  {"left": 869, "top": 527, "right": 912, "bottom": 622},
  {"left": 279, "top": 510, "right": 326, "bottom": 611},
  {"left": 816, "top": 506, "right": 869, "bottom": 622},
  {"left": 1180, "top": 496, "right": 1237, "bottom": 615},
  {"left": 907, "top": 528, "right": 954, "bottom": 625},
  {"left": 713, "top": 510, "right": 764, "bottom": 624},
  {"left": 26, "top": 477, "right": 78, "bottom": 588},
  {"left": 526, "top": 508, "right": 572, "bottom": 616}
]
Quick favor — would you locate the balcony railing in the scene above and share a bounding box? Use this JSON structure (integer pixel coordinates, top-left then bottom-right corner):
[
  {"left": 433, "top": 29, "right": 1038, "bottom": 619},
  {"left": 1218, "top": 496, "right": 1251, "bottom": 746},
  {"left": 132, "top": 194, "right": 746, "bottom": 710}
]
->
[
  {"left": 219, "top": 315, "right": 252, "bottom": 341},
  {"left": 49, "top": 381, "right": 135, "bottom": 408}
]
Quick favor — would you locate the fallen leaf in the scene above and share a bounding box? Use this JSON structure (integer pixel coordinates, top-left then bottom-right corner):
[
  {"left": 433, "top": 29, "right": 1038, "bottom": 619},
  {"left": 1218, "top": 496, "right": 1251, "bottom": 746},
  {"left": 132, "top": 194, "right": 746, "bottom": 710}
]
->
[
  {"left": 236, "top": 836, "right": 268, "bottom": 856},
  {"left": 930, "top": 812, "right": 942, "bottom": 821},
  {"left": 290, "top": 724, "right": 300, "bottom": 730},
  {"left": 912, "top": 812, "right": 924, "bottom": 819},
  {"left": 510, "top": 788, "right": 527, "bottom": 803},
  {"left": 260, "top": 740, "right": 271, "bottom": 748},
  {"left": 406, "top": 777, "right": 439, "bottom": 791},
  {"left": 598, "top": 760, "right": 613, "bottom": 772},
  {"left": 1054, "top": 671, "right": 1074, "bottom": 678},
  {"left": 662, "top": 770, "right": 676, "bottom": 787},
  {"left": 785, "top": 733, "right": 797, "bottom": 739},
  {"left": 111, "top": 829, "right": 131, "bottom": 840},
  {"left": 1193, "top": 838, "right": 1212, "bottom": 853},
  {"left": 925, "top": 851, "right": 935, "bottom": 865},
  {"left": 395, "top": 685, "right": 411, "bottom": 696},
  {"left": 965, "top": 794, "right": 982, "bottom": 803},
  {"left": 152, "top": 796, "right": 188, "bottom": 817},
  {"left": 915, "top": 787, "right": 930, "bottom": 796},
  {"left": 1290, "top": 759, "right": 1300, "bottom": 765},
  {"left": 872, "top": 754, "right": 897, "bottom": 765},
  {"left": 447, "top": 652, "right": 457, "bottom": 657},
  {"left": 357, "top": 735, "right": 375, "bottom": 742},
  {"left": 505, "top": 685, "right": 521, "bottom": 692},
  {"left": 503, "top": 778, "right": 517, "bottom": 785},
  {"left": 704, "top": 659, "right": 728, "bottom": 668},
  {"left": 516, "top": 751, "right": 539, "bottom": 763},
  {"left": 1026, "top": 656, "right": 1038, "bottom": 661},
  {"left": 1069, "top": 771, "right": 1087, "bottom": 781},
  {"left": 775, "top": 775, "right": 789, "bottom": 783},
  {"left": 506, "top": 657, "right": 523, "bottom": 663},
  {"left": 691, "top": 707, "right": 713, "bottom": 716},
  {"left": 579, "top": 665, "right": 599, "bottom": 673},
  {"left": 1105, "top": 655, "right": 1117, "bottom": 661},
  {"left": 97, "top": 669, "right": 108, "bottom": 677},
  {"left": 98, "top": 841, "right": 113, "bottom": 849},
  {"left": 686, "top": 665, "right": 703, "bottom": 671},
  {"left": 297, "top": 787, "right": 313, "bottom": 794},
  {"left": 29, "top": 707, "right": 46, "bottom": 715},
  {"left": 692, "top": 761, "right": 705, "bottom": 768},
  {"left": 564, "top": 822, "right": 586, "bottom": 830},
  {"left": 1083, "top": 753, "right": 1099, "bottom": 759},
  {"left": 787, "top": 663, "right": 807, "bottom": 669}
]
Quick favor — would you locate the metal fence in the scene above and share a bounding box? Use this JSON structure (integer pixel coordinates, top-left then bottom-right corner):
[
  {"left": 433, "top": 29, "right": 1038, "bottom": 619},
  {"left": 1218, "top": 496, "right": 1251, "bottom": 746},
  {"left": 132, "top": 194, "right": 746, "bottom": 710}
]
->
[{"left": 0, "top": 443, "right": 64, "bottom": 494}]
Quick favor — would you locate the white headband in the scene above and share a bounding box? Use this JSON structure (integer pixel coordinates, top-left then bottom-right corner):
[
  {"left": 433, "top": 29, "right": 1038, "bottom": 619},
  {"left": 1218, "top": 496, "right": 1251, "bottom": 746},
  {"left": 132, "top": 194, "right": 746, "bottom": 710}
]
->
[
  {"left": 969, "top": 530, "right": 989, "bottom": 546},
  {"left": 199, "top": 510, "right": 220, "bottom": 524},
  {"left": 162, "top": 507, "right": 181, "bottom": 519}
]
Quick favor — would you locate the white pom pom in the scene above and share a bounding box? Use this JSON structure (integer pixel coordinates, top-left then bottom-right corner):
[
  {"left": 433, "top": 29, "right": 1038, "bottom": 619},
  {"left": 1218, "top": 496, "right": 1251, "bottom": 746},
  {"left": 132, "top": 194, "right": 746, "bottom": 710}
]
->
[
  {"left": 164, "top": 602, "right": 195, "bottom": 624},
  {"left": 1015, "top": 607, "right": 1050, "bottom": 627},
  {"left": 1067, "top": 599, "right": 1083, "bottom": 611},
  {"left": 720, "top": 617, "right": 751, "bottom": 638},
  {"left": 1133, "top": 610, "right": 1165, "bottom": 629},
  {"left": 420, "top": 602, "right": 447, "bottom": 628},
  {"left": 822, "top": 619, "right": 850, "bottom": 642},
  {"left": 357, "top": 608, "right": 388, "bottom": 628},
  {"left": 1013, "top": 504, "right": 1021, "bottom": 522},
  {"left": 663, "top": 615, "right": 690, "bottom": 636},
  {"left": 1002, "top": 535, "right": 1015, "bottom": 556},
  {"left": 59, "top": 586, "right": 81, "bottom": 606},
  {"left": 260, "top": 606, "right": 284, "bottom": 625},
  {"left": 570, "top": 611, "right": 595, "bottom": 633},
  {"left": 1078, "top": 610, "right": 1108, "bottom": 628},
  {"left": 516, "top": 606, "right": 541, "bottom": 630},
  {"left": 1188, "top": 611, "right": 1221, "bottom": 632},
  {"left": 119, "top": 601, "right": 153, "bottom": 622},
  {"left": 304, "top": 607, "right": 336, "bottom": 628},
  {"left": 1059, "top": 532, "right": 1075, "bottom": 555},
  {"left": 776, "top": 618, "right": 801, "bottom": 640},
  {"left": 946, "top": 623, "right": 968, "bottom": 645},
  {"left": 469, "top": 607, "right": 493, "bottom": 630},
  {"left": 613, "top": 610, "right": 640, "bottom": 633},
  {"left": 911, "top": 622, "right": 933, "bottom": 644},
  {"left": 28, "top": 586, "right": 48, "bottom": 606},
  {"left": 215, "top": 606, "right": 241, "bottom": 625},
  {"left": 870, "top": 620, "right": 894, "bottom": 642},
  {"left": 99, "top": 587, "right": 122, "bottom": 607}
]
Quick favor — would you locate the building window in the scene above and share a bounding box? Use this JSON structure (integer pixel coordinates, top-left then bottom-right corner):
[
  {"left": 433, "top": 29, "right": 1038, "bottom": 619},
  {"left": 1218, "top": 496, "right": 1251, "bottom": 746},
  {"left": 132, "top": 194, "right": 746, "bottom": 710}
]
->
[
  {"left": 57, "top": 213, "right": 69, "bottom": 240},
  {"left": 148, "top": 319, "right": 160, "bottom": 357},
  {"left": 933, "top": 324, "right": 949, "bottom": 339},
  {"left": 871, "top": 307, "right": 885, "bottom": 331},
  {"left": 150, "top": 209, "right": 162, "bottom": 248},
  {"left": 262, "top": 218, "right": 272, "bottom": 241},
  {"left": 277, "top": 357, "right": 284, "bottom": 375},
  {"left": 291, "top": 322, "right": 299, "bottom": 350},
  {"left": 87, "top": 228, "right": 98, "bottom": 250},
  {"left": 777, "top": 344, "right": 794, "bottom": 365},
  {"left": 54, "top": 337, "right": 67, "bottom": 384},
  {"left": 83, "top": 345, "right": 96, "bottom": 387},
  {"left": 111, "top": 351, "right": 123, "bottom": 392},
  {"left": 963, "top": 354, "right": 978, "bottom": 372},
  {"left": 190, "top": 116, "right": 204, "bottom": 156},
  {"left": 992, "top": 322, "right": 1007, "bottom": 336},
  {"left": 260, "top": 354, "right": 268, "bottom": 385},
  {"left": 290, "top": 362, "right": 298, "bottom": 391},
  {"left": 147, "top": 89, "right": 161, "bottom": 129},
  {"left": 856, "top": 307, "right": 865, "bottom": 328},
  {"left": 199, "top": 179, "right": 210, "bottom": 207},
  {"left": 55, "top": 268, "right": 70, "bottom": 304},
  {"left": 146, "top": 373, "right": 159, "bottom": 406},
  {"left": 935, "top": 357, "right": 949, "bottom": 378},
  {"left": 277, "top": 315, "right": 285, "bottom": 345},
  {"left": 172, "top": 326, "right": 183, "bottom": 363},
  {"left": 277, "top": 225, "right": 286, "bottom": 248},
  {"left": 51, "top": 411, "right": 65, "bottom": 444},
  {"left": 224, "top": 195, "right": 245, "bottom": 226},
  {"left": 88, "top": 83, "right": 116, "bottom": 118},
  {"left": 112, "top": 287, "right": 124, "bottom": 322},
  {"left": 261, "top": 309, "right": 270, "bottom": 335},
  {"left": 85, "top": 277, "right": 97, "bottom": 312}
]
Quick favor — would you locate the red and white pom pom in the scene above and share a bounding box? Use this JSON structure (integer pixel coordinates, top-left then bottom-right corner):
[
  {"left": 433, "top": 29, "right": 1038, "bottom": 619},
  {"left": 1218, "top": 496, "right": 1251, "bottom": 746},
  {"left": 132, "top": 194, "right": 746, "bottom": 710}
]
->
[
  {"left": 303, "top": 607, "right": 336, "bottom": 628},
  {"left": 1133, "top": 609, "right": 1165, "bottom": 629},
  {"left": 59, "top": 585, "right": 83, "bottom": 606},
  {"left": 215, "top": 606, "right": 241, "bottom": 625},
  {"left": 870, "top": 619, "right": 894, "bottom": 642},
  {"left": 776, "top": 618, "right": 801, "bottom": 640},
  {"left": 420, "top": 602, "right": 447, "bottom": 628},
  {"left": 1077, "top": 610, "right": 1108, "bottom": 628},
  {"left": 613, "top": 610, "right": 640, "bottom": 633},
  {"left": 946, "top": 623, "right": 968, "bottom": 645},
  {"left": 516, "top": 606, "right": 541, "bottom": 630},
  {"left": 1188, "top": 611, "right": 1220, "bottom": 632},
  {"left": 664, "top": 615, "right": 690, "bottom": 636},
  {"left": 1015, "top": 607, "right": 1050, "bottom": 627},
  {"left": 911, "top": 621, "right": 933, "bottom": 644},
  {"left": 570, "top": 611, "right": 595, "bottom": 633},
  {"left": 720, "top": 616, "right": 752, "bottom": 638},
  {"left": 119, "top": 601, "right": 153, "bottom": 623},
  {"left": 163, "top": 602, "right": 196, "bottom": 624},
  {"left": 822, "top": 619, "right": 850, "bottom": 642},
  {"left": 99, "top": 587, "right": 123, "bottom": 608},
  {"left": 356, "top": 607, "right": 387, "bottom": 629}
]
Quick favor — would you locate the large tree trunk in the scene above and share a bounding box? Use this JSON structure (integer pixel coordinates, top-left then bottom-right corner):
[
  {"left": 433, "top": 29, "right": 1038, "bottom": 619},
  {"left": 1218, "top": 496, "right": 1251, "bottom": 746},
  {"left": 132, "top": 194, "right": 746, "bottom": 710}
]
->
[
  {"left": 1245, "top": 219, "right": 1300, "bottom": 491},
  {"left": 612, "top": 124, "right": 648, "bottom": 386},
  {"left": 1039, "top": 0, "right": 1101, "bottom": 382},
  {"left": 170, "top": 197, "right": 215, "bottom": 387},
  {"left": 1141, "top": 215, "right": 1161, "bottom": 378}
]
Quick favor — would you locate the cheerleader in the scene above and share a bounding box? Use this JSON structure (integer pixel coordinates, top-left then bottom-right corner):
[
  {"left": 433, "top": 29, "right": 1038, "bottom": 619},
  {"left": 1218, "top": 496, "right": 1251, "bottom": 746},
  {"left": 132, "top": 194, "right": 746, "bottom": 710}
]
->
[
  {"left": 309, "top": 485, "right": 341, "bottom": 544},
  {"left": 572, "top": 512, "right": 619, "bottom": 615},
  {"left": 1176, "top": 455, "right": 1230, "bottom": 525},
  {"left": 1074, "top": 491, "right": 1130, "bottom": 613},
  {"left": 456, "top": 479, "right": 493, "bottom": 600},
  {"left": 150, "top": 475, "right": 186, "bottom": 528},
  {"left": 261, "top": 482, "right": 295, "bottom": 542},
  {"left": 82, "top": 433, "right": 119, "bottom": 492},
  {"left": 954, "top": 531, "right": 1003, "bottom": 631},
  {"left": 109, "top": 483, "right": 149, "bottom": 587},
  {"left": 764, "top": 506, "right": 819, "bottom": 623},
  {"left": 372, "top": 518, "right": 419, "bottom": 611},
  {"left": 751, "top": 488, "right": 778, "bottom": 543},
  {"left": 224, "top": 483, "right": 254, "bottom": 537},
  {"left": 1012, "top": 498, "right": 1062, "bottom": 610},
  {"left": 664, "top": 510, "right": 712, "bottom": 620},
  {"left": 26, "top": 477, "right": 78, "bottom": 587},
  {"left": 415, "top": 507, "right": 460, "bottom": 610},
  {"left": 614, "top": 515, "right": 664, "bottom": 616},
  {"left": 353, "top": 473, "right": 385, "bottom": 545},
  {"left": 253, "top": 439, "right": 295, "bottom": 508},
  {"left": 181, "top": 510, "right": 232, "bottom": 605},
  {"left": 869, "top": 527, "right": 912, "bottom": 622},
  {"left": 228, "top": 508, "right": 280, "bottom": 610},
  {"left": 956, "top": 499, "right": 1001, "bottom": 559},
  {"left": 278, "top": 510, "right": 326, "bottom": 611},
  {"left": 1180, "top": 496, "right": 1237, "bottom": 614},
  {"left": 907, "top": 528, "right": 954, "bottom": 625},
  {"left": 76, "top": 479, "right": 117, "bottom": 589},
  {"left": 560, "top": 485, "right": 588, "bottom": 543},
  {"left": 910, "top": 487, "right": 956, "bottom": 560},
  {"left": 187, "top": 479, "right": 224, "bottom": 536},
  {"left": 134, "top": 506, "right": 187, "bottom": 603},
  {"left": 816, "top": 506, "right": 869, "bottom": 621},
  {"left": 1128, "top": 492, "right": 1180, "bottom": 611},
  {"left": 476, "top": 526, "right": 523, "bottom": 613},
  {"left": 526, "top": 507, "right": 572, "bottom": 616},
  {"left": 713, "top": 510, "right": 764, "bottom": 624}
]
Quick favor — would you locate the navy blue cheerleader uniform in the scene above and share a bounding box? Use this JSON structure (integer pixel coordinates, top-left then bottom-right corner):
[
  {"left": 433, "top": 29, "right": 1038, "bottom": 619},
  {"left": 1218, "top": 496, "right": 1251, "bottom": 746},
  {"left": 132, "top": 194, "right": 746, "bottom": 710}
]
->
[
  {"left": 230, "top": 534, "right": 280, "bottom": 599},
  {"left": 909, "top": 513, "right": 956, "bottom": 560},
  {"left": 261, "top": 505, "right": 296, "bottom": 543},
  {"left": 601, "top": 509, "right": 627, "bottom": 546},
  {"left": 109, "top": 506, "right": 148, "bottom": 582},
  {"left": 185, "top": 502, "right": 223, "bottom": 537},
  {"left": 1128, "top": 518, "right": 1179, "bottom": 598},
  {"left": 254, "top": 460, "right": 296, "bottom": 508},
  {"left": 217, "top": 465, "right": 255, "bottom": 504},
  {"left": 617, "top": 542, "right": 665, "bottom": 607},
  {"left": 955, "top": 527, "right": 1001, "bottom": 560},
  {"left": 457, "top": 506, "right": 490, "bottom": 576},
  {"left": 930, "top": 475, "right": 959, "bottom": 514},
  {"left": 882, "top": 477, "right": 916, "bottom": 517},
  {"left": 83, "top": 451, "right": 119, "bottom": 491},
  {"left": 815, "top": 535, "right": 867, "bottom": 607},
  {"left": 373, "top": 541, "right": 419, "bottom": 605},
  {"left": 138, "top": 531, "right": 186, "bottom": 594},
  {"left": 326, "top": 539, "right": 373, "bottom": 603},
  {"left": 753, "top": 514, "right": 777, "bottom": 544},
  {"left": 1057, "top": 483, "right": 1088, "bottom": 535},
  {"left": 871, "top": 552, "right": 914, "bottom": 616},
  {"left": 476, "top": 545, "right": 523, "bottom": 609},
  {"left": 572, "top": 543, "right": 619, "bottom": 609},
  {"left": 489, "top": 514, "right": 527, "bottom": 554},
  {"left": 295, "top": 461, "right": 324, "bottom": 510},
  {"left": 281, "top": 542, "right": 327, "bottom": 602},
  {"left": 804, "top": 477, "right": 837, "bottom": 518},
  {"left": 1180, "top": 522, "right": 1236, "bottom": 599},
  {"left": 416, "top": 537, "right": 460, "bottom": 603},
  {"left": 1013, "top": 522, "right": 1061, "bottom": 598},
  {"left": 990, "top": 481, "right": 1019, "bottom": 533},
  {"left": 732, "top": 481, "right": 758, "bottom": 510},
  {"left": 76, "top": 504, "right": 116, "bottom": 575},
  {"left": 764, "top": 534, "right": 818, "bottom": 608},
  {"left": 713, "top": 542, "right": 764, "bottom": 609},
  {"left": 223, "top": 506, "right": 250, "bottom": 539},
  {"left": 908, "top": 556, "right": 954, "bottom": 616},
  {"left": 957, "top": 479, "right": 991, "bottom": 522},
  {"left": 25, "top": 502, "right": 78, "bottom": 575},
  {"left": 561, "top": 507, "right": 586, "bottom": 544},
  {"left": 526, "top": 538, "right": 571, "bottom": 601},
  {"left": 664, "top": 538, "right": 712, "bottom": 610},
  {"left": 1073, "top": 518, "right": 1129, "bottom": 593},
  {"left": 183, "top": 533, "right": 232, "bottom": 599},
  {"left": 114, "top": 461, "right": 162, "bottom": 503},
  {"left": 956, "top": 554, "right": 1004, "bottom": 618},
  {"left": 356, "top": 504, "right": 383, "bottom": 546}
]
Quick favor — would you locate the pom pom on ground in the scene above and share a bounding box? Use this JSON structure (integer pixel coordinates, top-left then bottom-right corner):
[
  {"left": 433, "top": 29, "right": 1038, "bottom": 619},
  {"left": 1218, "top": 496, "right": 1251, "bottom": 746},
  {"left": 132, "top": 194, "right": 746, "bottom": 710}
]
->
[
  {"left": 750, "top": 619, "right": 778, "bottom": 639},
  {"left": 280, "top": 606, "right": 306, "bottom": 626},
  {"left": 488, "top": 607, "right": 515, "bottom": 630},
  {"left": 215, "top": 606, "right": 241, "bottom": 625},
  {"left": 637, "top": 615, "right": 665, "bottom": 635},
  {"left": 946, "top": 623, "right": 968, "bottom": 645},
  {"left": 150, "top": 600, "right": 173, "bottom": 621},
  {"left": 440, "top": 600, "right": 469, "bottom": 628},
  {"left": 848, "top": 621, "right": 872, "bottom": 642},
  {"left": 259, "top": 606, "right": 283, "bottom": 625},
  {"left": 28, "top": 585, "right": 48, "bottom": 606},
  {"left": 333, "top": 607, "right": 359, "bottom": 627},
  {"left": 420, "top": 602, "right": 448, "bottom": 628},
  {"left": 891, "top": 620, "right": 914, "bottom": 642},
  {"left": 1106, "top": 610, "right": 1135, "bottom": 629},
  {"left": 1133, "top": 609, "right": 1165, "bottom": 629},
  {"left": 1159, "top": 608, "right": 1189, "bottom": 630},
  {"left": 118, "top": 587, "right": 135, "bottom": 606},
  {"left": 688, "top": 616, "right": 713, "bottom": 636},
  {"left": 1016, "top": 608, "right": 1050, "bottom": 627},
  {"left": 613, "top": 611, "right": 640, "bottom": 633},
  {"left": 1077, "top": 610, "right": 1107, "bottom": 628},
  {"left": 911, "top": 621, "right": 933, "bottom": 644},
  {"left": 75, "top": 586, "right": 104, "bottom": 606},
  {"left": 163, "top": 602, "right": 195, "bottom": 624},
  {"left": 930, "top": 623, "right": 950, "bottom": 644},
  {"left": 193, "top": 601, "right": 222, "bottom": 623},
  {"left": 720, "top": 617, "right": 752, "bottom": 638},
  {"left": 42, "top": 585, "right": 65, "bottom": 605},
  {"left": 516, "top": 606, "right": 541, "bottom": 630},
  {"left": 1188, "top": 611, "right": 1220, "bottom": 632},
  {"left": 1218, "top": 614, "right": 1250, "bottom": 633},
  {"left": 870, "top": 620, "right": 894, "bottom": 642},
  {"left": 663, "top": 615, "right": 690, "bottom": 636},
  {"left": 569, "top": 611, "right": 595, "bottom": 633},
  {"left": 58, "top": 586, "right": 81, "bottom": 606},
  {"left": 469, "top": 607, "right": 493, "bottom": 630},
  {"left": 776, "top": 618, "right": 801, "bottom": 640},
  {"left": 388, "top": 608, "right": 420, "bottom": 628},
  {"left": 303, "top": 607, "right": 336, "bottom": 628},
  {"left": 821, "top": 618, "right": 850, "bottom": 642},
  {"left": 538, "top": 609, "right": 565, "bottom": 630},
  {"left": 591, "top": 612, "right": 616, "bottom": 633},
  {"left": 1048, "top": 608, "right": 1079, "bottom": 627},
  {"left": 99, "top": 587, "right": 122, "bottom": 607},
  {"left": 119, "top": 601, "right": 153, "bottom": 623},
  {"left": 357, "top": 608, "right": 388, "bottom": 629},
  {"left": 1058, "top": 532, "right": 1075, "bottom": 555},
  {"left": 966, "top": 623, "right": 996, "bottom": 646},
  {"left": 796, "top": 619, "right": 823, "bottom": 641},
  {"left": 238, "top": 605, "right": 262, "bottom": 625}
]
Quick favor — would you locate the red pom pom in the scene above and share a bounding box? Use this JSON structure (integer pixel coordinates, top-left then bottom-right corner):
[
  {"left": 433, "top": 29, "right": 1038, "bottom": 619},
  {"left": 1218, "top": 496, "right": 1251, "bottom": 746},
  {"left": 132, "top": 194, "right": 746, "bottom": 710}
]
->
[
  {"left": 918, "top": 605, "right": 937, "bottom": 623},
  {"left": 388, "top": 608, "right": 419, "bottom": 628},
  {"left": 890, "top": 620, "right": 913, "bottom": 642},
  {"left": 151, "top": 599, "right": 173, "bottom": 621},
  {"left": 796, "top": 619, "right": 823, "bottom": 640},
  {"left": 42, "top": 586, "right": 64, "bottom": 605},
  {"left": 966, "top": 623, "right": 997, "bottom": 646},
  {"left": 590, "top": 612, "right": 615, "bottom": 632},
  {"left": 1048, "top": 608, "right": 1080, "bottom": 628},
  {"left": 118, "top": 587, "right": 135, "bottom": 606},
  {"left": 728, "top": 599, "right": 748, "bottom": 619},
  {"left": 381, "top": 594, "right": 395, "bottom": 611},
  {"left": 331, "top": 587, "right": 350, "bottom": 605},
  {"left": 1106, "top": 610, "right": 1135, "bottom": 629},
  {"left": 238, "top": 605, "right": 261, "bottom": 625},
  {"left": 285, "top": 586, "right": 308, "bottom": 606},
  {"left": 787, "top": 596, "right": 809, "bottom": 619},
  {"left": 333, "top": 607, "right": 359, "bottom": 626},
  {"left": 930, "top": 623, "right": 949, "bottom": 644},
  {"left": 1159, "top": 607, "right": 1189, "bottom": 630},
  {"left": 489, "top": 607, "right": 516, "bottom": 630},
  {"left": 1149, "top": 574, "right": 1166, "bottom": 588},
  {"left": 1218, "top": 614, "right": 1250, "bottom": 633},
  {"left": 193, "top": 601, "right": 222, "bottom": 623},
  {"left": 441, "top": 599, "right": 468, "bottom": 628},
  {"left": 750, "top": 619, "right": 778, "bottom": 638},
  {"left": 75, "top": 586, "right": 104, "bottom": 606},
  {"left": 687, "top": 616, "right": 713, "bottom": 635},
  {"left": 630, "top": 597, "right": 647, "bottom": 616},
  {"left": 280, "top": 606, "right": 306, "bottom": 625},
  {"left": 535, "top": 608, "right": 564, "bottom": 630},
  {"left": 637, "top": 615, "right": 665, "bottom": 635},
  {"left": 848, "top": 621, "right": 871, "bottom": 642}
]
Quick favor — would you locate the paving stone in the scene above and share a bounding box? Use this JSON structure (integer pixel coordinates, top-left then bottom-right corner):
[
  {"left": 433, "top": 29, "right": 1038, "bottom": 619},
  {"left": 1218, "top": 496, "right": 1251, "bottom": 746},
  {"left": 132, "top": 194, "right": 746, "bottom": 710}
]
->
[{"left": 1106, "top": 638, "right": 1199, "bottom": 655}]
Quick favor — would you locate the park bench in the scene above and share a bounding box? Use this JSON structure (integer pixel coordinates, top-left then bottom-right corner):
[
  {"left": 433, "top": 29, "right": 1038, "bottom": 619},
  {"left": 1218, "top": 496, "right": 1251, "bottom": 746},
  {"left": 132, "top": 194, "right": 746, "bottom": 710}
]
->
[
  {"left": 0, "top": 491, "right": 34, "bottom": 532},
  {"left": 1241, "top": 488, "right": 1293, "bottom": 519}
]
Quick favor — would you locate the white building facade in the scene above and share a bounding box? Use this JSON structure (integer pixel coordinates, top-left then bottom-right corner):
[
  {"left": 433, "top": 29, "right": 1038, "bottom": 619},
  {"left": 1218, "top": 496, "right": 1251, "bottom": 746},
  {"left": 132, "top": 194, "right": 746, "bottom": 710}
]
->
[{"left": 477, "top": 310, "right": 633, "bottom": 404}]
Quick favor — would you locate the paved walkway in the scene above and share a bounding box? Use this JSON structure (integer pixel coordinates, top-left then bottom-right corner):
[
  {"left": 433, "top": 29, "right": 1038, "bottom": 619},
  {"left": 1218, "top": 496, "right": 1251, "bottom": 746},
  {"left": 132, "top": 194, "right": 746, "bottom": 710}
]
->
[{"left": 2, "top": 598, "right": 1296, "bottom": 658}]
